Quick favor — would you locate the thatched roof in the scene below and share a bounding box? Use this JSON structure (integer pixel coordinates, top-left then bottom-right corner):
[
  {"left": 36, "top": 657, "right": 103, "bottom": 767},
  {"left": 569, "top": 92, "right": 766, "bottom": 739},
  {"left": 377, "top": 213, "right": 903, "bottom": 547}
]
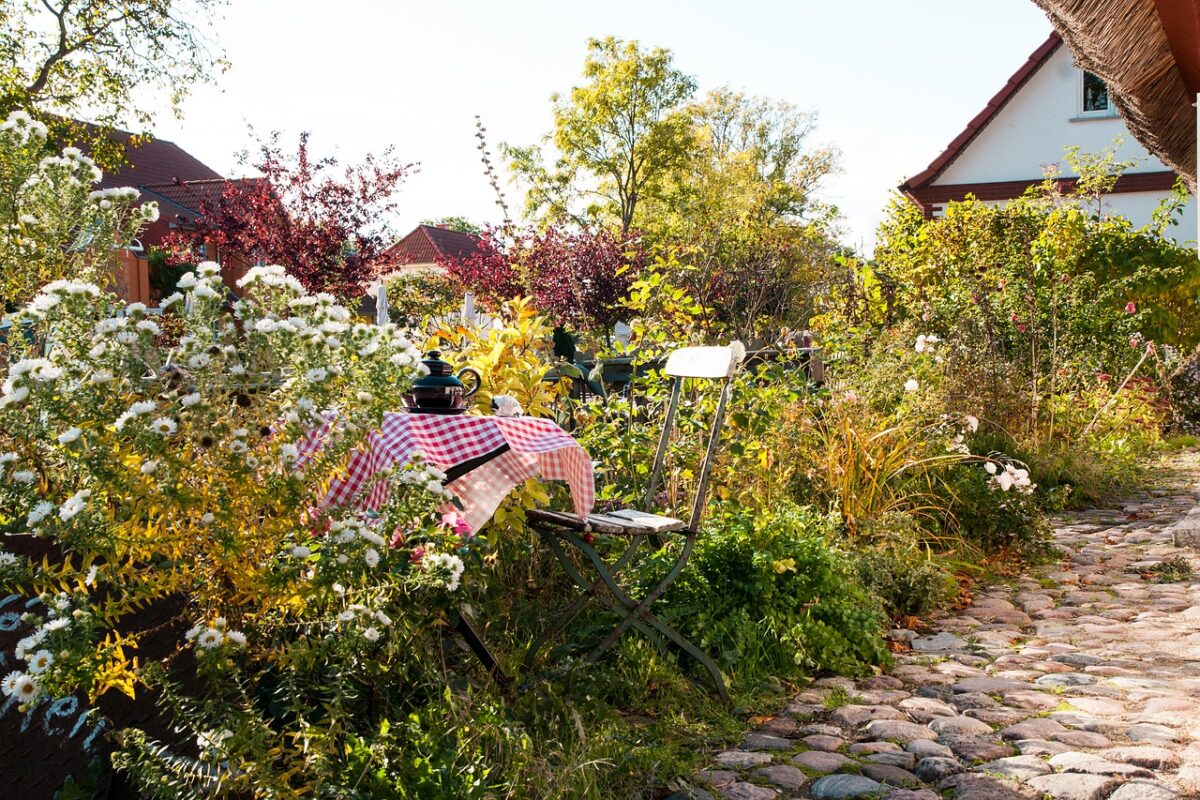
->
[{"left": 1032, "top": 0, "right": 1198, "bottom": 192}]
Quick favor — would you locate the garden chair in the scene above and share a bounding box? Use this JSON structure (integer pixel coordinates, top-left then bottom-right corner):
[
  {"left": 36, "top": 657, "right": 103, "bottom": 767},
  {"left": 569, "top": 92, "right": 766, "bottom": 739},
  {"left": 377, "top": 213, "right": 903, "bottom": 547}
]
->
[{"left": 524, "top": 343, "right": 745, "bottom": 704}]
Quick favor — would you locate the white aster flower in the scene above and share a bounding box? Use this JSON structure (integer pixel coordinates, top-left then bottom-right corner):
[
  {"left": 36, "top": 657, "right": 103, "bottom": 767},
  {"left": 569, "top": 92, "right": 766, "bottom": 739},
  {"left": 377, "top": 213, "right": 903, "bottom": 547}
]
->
[
  {"left": 26, "top": 501, "right": 53, "bottom": 527},
  {"left": 291, "top": 545, "right": 311, "bottom": 559},
  {"left": 225, "top": 630, "right": 246, "bottom": 647},
  {"left": 364, "top": 548, "right": 380, "bottom": 568},
  {"left": 59, "top": 490, "right": 90, "bottom": 521},
  {"left": 57, "top": 427, "right": 81, "bottom": 445},
  {"left": 904, "top": 379, "right": 919, "bottom": 392},
  {"left": 196, "top": 628, "right": 223, "bottom": 649},
  {"left": 140, "top": 460, "right": 158, "bottom": 475},
  {"left": 25, "top": 650, "right": 52, "bottom": 674},
  {"left": 12, "top": 470, "right": 35, "bottom": 485},
  {"left": 362, "top": 627, "right": 381, "bottom": 642},
  {"left": 149, "top": 417, "right": 177, "bottom": 436},
  {"left": 180, "top": 392, "right": 202, "bottom": 408},
  {"left": 3, "top": 672, "right": 37, "bottom": 702}
]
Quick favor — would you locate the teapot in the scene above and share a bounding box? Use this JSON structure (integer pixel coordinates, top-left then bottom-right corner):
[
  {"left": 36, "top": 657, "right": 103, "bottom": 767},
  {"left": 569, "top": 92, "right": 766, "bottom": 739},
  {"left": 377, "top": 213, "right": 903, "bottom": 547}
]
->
[{"left": 405, "top": 350, "right": 482, "bottom": 411}]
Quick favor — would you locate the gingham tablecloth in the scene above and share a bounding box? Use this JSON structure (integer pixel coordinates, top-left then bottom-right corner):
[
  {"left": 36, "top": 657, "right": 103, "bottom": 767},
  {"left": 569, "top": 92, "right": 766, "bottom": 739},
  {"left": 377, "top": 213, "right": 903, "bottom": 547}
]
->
[{"left": 322, "top": 412, "right": 594, "bottom": 533}]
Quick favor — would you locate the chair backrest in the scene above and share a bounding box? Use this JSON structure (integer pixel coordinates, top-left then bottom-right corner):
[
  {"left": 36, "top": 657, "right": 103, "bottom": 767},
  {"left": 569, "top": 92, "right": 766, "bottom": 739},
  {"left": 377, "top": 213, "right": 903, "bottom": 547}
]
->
[{"left": 645, "top": 342, "right": 745, "bottom": 532}]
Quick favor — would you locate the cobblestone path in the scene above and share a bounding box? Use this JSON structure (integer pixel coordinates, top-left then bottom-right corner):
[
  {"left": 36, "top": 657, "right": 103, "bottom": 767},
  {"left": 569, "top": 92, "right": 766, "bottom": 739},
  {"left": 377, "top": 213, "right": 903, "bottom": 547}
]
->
[{"left": 684, "top": 455, "right": 1200, "bottom": 800}]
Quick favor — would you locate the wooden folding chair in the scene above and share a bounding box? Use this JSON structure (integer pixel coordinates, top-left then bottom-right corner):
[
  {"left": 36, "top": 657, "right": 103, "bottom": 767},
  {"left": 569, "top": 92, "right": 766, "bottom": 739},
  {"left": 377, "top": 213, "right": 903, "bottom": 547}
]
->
[{"left": 524, "top": 343, "right": 745, "bottom": 704}]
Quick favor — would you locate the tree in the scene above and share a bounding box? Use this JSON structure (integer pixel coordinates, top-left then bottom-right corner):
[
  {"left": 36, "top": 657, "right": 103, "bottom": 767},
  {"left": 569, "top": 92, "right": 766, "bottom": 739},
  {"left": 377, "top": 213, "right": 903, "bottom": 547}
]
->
[
  {"left": 0, "top": 0, "right": 228, "bottom": 165},
  {"left": 166, "top": 131, "right": 413, "bottom": 297},
  {"left": 639, "top": 89, "right": 842, "bottom": 341},
  {"left": 438, "top": 224, "right": 643, "bottom": 336},
  {"left": 419, "top": 216, "right": 481, "bottom": 236},
  {"left": 505, "top": 37, "right": 696, "bottom": 234}
]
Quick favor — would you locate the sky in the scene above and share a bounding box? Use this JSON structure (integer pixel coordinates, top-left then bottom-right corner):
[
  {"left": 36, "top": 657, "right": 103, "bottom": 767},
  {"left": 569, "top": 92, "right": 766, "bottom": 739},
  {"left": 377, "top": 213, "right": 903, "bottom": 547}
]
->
[{"left": 146, "top": 0, "right": 1053, "bottom": 255}]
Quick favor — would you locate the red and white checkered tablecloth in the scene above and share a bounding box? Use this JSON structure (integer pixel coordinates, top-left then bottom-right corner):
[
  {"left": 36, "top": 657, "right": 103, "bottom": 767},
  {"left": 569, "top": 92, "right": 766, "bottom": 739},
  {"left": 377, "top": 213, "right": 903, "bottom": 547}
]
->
[{"left": 322, "top": 412, "right": 595, "bottom": 532}]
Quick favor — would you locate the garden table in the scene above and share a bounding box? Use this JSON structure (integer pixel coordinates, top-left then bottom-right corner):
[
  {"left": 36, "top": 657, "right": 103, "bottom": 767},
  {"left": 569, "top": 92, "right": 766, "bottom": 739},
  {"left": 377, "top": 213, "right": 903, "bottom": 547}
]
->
[
  {"left": 322, "top": 412, "right": 594, "bottom": 533},
  {"left": 320, "top": 411, "right": 595, "bottom": 686}
]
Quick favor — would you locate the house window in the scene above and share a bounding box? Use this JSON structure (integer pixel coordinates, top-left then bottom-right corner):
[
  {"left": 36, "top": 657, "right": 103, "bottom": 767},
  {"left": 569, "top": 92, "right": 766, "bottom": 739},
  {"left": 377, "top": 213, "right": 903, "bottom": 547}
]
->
[{"left": 1082, "top": 71, "right": 1111, "bottom": 114}]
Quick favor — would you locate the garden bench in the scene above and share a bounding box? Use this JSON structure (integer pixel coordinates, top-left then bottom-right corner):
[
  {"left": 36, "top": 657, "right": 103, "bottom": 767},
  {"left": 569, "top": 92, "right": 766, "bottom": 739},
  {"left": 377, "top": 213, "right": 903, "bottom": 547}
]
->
[{"left": 524, "top": 343, "right": 745, "bottom": 704}]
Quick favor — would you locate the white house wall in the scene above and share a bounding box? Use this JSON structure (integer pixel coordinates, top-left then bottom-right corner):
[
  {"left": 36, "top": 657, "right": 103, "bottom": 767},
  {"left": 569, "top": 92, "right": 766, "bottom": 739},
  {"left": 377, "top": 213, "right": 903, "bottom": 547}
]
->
[{"left": 934, "top": 45, "right": 1196, "bottom": 245}]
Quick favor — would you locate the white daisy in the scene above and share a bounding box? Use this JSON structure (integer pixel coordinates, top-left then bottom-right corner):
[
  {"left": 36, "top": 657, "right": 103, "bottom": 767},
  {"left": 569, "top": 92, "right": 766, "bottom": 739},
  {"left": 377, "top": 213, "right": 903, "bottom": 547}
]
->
[
  {"left": 362, "top": 627, "right": 381, "bottom": 642},
  {"left": 225, "top": 630, "right": 246, "bottom": 647},
  {"left": 59, "top": 490, "right": 90, "bottom": 521},
  {"left": 26, "top": 650, "right": 52, "bottom": 674},
  {"left": 26, "top": 501, "right": 53, "bottom": 525},
  {"left": 180, "top": 392, "right": 202, "bottom": 408},
  {"left": 149, "top": 417, "right": 177, "bottom": 436},
  {"left": 196, "top": 628, "right": 223, "bottom": 649},
  {"left": 57, "top": 427, "right": 81, "bottom": 445}
]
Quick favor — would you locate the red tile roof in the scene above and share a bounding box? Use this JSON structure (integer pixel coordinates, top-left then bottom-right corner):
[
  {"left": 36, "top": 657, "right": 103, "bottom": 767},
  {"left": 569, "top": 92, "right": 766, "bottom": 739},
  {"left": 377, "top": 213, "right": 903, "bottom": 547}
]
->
[
  {"left": 139, "top": 177, "right": 264, "bottom": 218},
  {"left": 381, "top": 225, "right": 482, "bottom": 267},
  {"left": 96, "top": 129, "right": 223, "bottom": 191},
  {"left": 900, "top": 32, "right": 1064, "bottom": 197}
]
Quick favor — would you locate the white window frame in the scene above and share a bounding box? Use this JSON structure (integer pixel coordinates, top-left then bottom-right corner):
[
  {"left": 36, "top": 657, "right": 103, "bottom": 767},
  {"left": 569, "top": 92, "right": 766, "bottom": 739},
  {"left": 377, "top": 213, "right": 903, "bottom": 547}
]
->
[{"left": 1077, "top": 69, "right": 1117, "bottom": 120}]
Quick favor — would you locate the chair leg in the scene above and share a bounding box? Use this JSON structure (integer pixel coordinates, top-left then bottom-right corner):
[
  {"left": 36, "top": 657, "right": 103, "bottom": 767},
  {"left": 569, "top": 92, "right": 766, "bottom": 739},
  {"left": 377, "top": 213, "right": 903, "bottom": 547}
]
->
[
  {"left": 524, "top": 525, "right": 645, "bottom": 669},
  {"left": 529, "top": 525, "right": 729, "bottom": 705},
  {"left": 583, "top": 529, "right": 699, "bottom": 657},
  {"left": 454, "top": 612, "right": 512, "bottom": 689},
  {"left": 640, "top": 611, "right": 730, "bottom": 705}
]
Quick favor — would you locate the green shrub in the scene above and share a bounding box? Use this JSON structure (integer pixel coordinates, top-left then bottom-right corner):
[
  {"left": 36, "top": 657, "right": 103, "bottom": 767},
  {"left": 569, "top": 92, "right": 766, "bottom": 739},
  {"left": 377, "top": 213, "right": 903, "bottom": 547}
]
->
[
  {"left": 661, "top": 504, "right": 890, "bottom": 682},
  {"left": 849, "top": 544, "right": 956, "bottom": 619},
  {"left": 942, "top": 460, "right": 1051, "bottom": 558}
]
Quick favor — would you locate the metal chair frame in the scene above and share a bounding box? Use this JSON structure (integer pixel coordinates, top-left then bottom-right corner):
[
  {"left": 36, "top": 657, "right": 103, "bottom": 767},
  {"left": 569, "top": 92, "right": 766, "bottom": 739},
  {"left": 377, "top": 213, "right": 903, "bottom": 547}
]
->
[{"left": 524, "top": 344, "right": 744, "bottom": 704}]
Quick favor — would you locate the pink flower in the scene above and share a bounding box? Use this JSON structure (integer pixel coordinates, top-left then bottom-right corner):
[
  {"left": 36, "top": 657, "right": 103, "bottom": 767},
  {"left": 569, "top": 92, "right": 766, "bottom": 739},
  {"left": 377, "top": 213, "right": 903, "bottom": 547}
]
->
[
  {"left": 442, "top": 511, "right": 472, "bottom": 537},
  {"left": 1016, "top": 323, "right": 1027, "bottom": 333},
  {"left": 409, "top": 546, "right": 426, "bottom": 563},
  {"left": 1126, "top": 302, "right": 1137, "bottom": 314}
]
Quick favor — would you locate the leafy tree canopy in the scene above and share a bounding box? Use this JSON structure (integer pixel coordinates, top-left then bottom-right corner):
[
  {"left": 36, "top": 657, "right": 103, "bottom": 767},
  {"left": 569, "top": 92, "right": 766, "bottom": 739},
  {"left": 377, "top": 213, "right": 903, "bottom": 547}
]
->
[
  {"left": 505, "top": 36, "right": 697, "bottom": 234},
  {"left": 0, "top": 0, "right": 228, "bottom": 165}
]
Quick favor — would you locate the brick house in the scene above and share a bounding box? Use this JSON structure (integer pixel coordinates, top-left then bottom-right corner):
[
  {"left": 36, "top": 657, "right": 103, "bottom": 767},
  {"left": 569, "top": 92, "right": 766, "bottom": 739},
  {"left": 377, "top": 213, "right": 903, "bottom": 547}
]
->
[{"left": 89, "top": 129, "right": 254, "bottom": 304}]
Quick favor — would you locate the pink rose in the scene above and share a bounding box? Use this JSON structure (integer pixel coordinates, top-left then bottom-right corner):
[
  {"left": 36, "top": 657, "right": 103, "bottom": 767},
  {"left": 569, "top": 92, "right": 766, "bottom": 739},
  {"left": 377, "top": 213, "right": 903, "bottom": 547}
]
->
[{"left": 1126, "top": 302, "right": 1137, "bottom": 314}]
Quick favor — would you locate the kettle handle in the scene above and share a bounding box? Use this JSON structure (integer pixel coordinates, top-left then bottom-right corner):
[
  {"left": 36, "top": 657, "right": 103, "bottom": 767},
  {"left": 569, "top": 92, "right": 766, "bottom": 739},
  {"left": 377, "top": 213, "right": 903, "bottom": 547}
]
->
[{"left": 457, "top": 367, "right": 482, "bottom": 398}]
